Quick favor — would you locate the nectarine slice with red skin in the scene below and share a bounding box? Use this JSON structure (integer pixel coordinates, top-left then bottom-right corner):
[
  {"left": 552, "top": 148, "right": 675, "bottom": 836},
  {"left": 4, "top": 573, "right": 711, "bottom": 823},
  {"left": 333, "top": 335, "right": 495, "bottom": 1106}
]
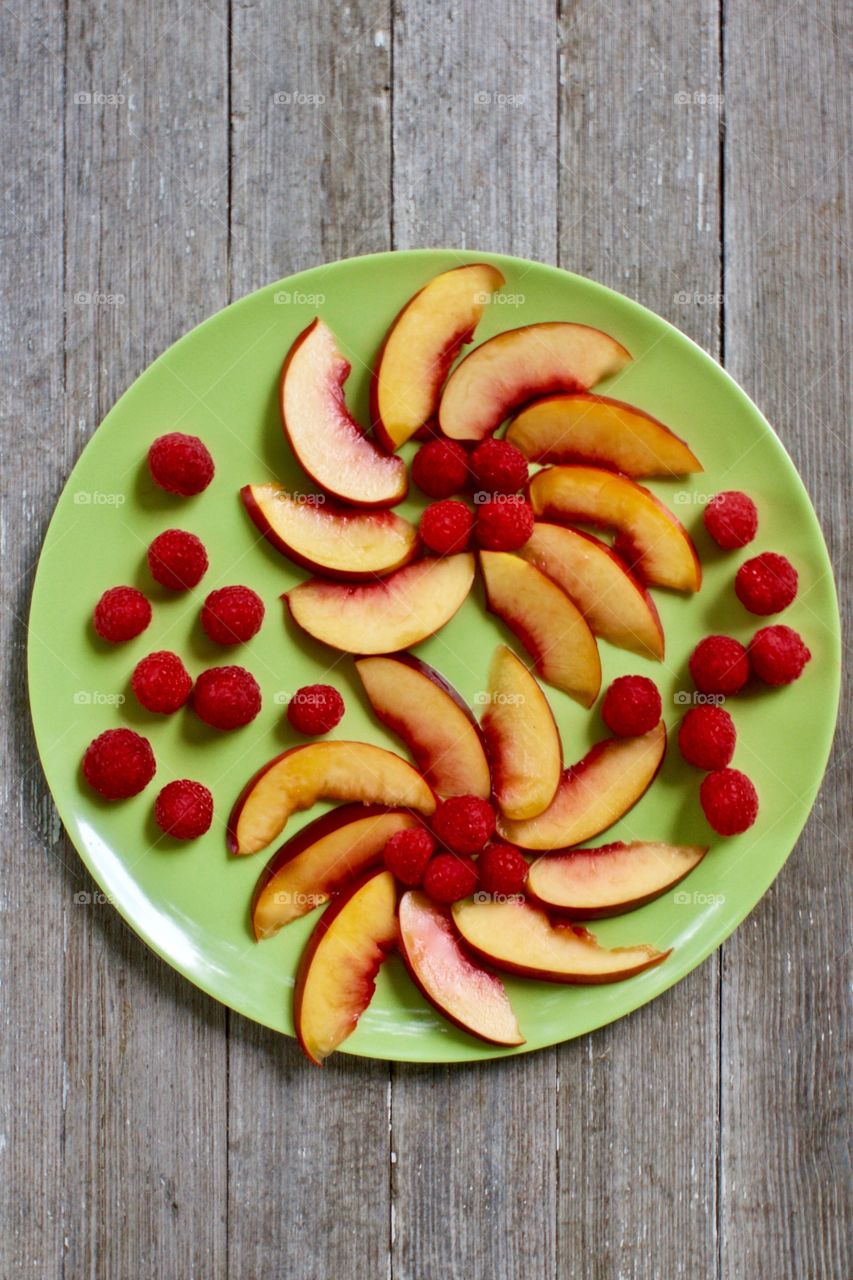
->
[
  {"left": 356, "top": 655, "right": 491, "bottom": 800},
  {"left": 451, "top": 897, "right": 670, "bottom": 984},
  {"left": 520, "top": 523, "right": 665, "bottom": 660},
  {"left": 279, "top": 319, "right": 407, "bottom": 508},
  {"left": 398, "top": 891, "right": 524, "bottom": 1046},
  {"left": 241, "top": 483, "right": 418, "bottom": 581},
  {"left": 252, "top": 805, "right": 421, "bottom": 940},
  {"left": 497, "top": 722, "right": 667, "bottom": 851},
  {"left": 480, "top": 645, "right": 562, "bottom": 821},
  {"left": 294, "top": 868, "right": 398, "bottom": 1065},
  {"left": 371, "top": 263, "right": 506, "bottom": 452},
  {"left": 528, "top": 466, "right": 701, "bottom": 592},
  {"left": 527, "top": 840, "right": 708, "bottom": 919},
  {"left": 506, "top": 393, "right": 702, "bottom": 476},
  {"left": 438, "top": 322, "right": 631, "bottom": 442},
  {"left": 479, "top": 551, "right": 601, "bottom": 706},
  {"left": 228, "top": 741, "right": 437, "bottom": 856},
  {"left": 285, "top": 553, "right": 476, "bottom": 655}
]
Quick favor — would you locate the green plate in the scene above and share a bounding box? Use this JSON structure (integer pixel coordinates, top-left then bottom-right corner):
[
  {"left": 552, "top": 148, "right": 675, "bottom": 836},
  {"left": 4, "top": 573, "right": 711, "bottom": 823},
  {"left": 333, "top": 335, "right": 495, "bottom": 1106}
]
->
[{"left": 28, "top": 250, "right": 841, "bottom": 1062}]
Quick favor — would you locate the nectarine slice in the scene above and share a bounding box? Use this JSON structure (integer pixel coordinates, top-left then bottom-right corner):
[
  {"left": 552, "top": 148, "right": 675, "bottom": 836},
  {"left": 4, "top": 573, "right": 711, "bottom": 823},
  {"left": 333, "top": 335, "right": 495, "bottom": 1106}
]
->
[
  {"left": 527, "top": 840, "right": 708, "bottom": 919},
  {"left": 529, "top": 466, "right": 701, "bottom": 592},
  {"left": 280, "top": 318, "right": 407, "bottom": 507},
  {"left": 371, "top": 263, "right": 506, "bottom": 452},
  {"left": 438, "top": 322, "right": 630, "bottom": 442},
  {"left": 285, "top": 553, "right": 476, "bottom": 655},
  {"left": 451, "top": 897, "right": 670, "bottom": 983},
  {"left": 498, "top": 722, "right": 667, "bottom": 851},
  {"left": 479, "top": 551, "right": 601, "bottom": 706},
  {"left": 506, "top": 393, "right": 702, "bottom": 476},
  {"left": 294, "top": 868, "right": 398, "bottom": 1064},
  {"left": 480, "top": 645, "right": 562, "bottom": 820},
  {"left": 228, "top": 742, "right": 436, "bottom": 856},
  {"left": 398, "top": 891, "right": 524, "bottom": 1046},
  {"left": 356, "top": 655, "right": 491, "bottom": 799}
]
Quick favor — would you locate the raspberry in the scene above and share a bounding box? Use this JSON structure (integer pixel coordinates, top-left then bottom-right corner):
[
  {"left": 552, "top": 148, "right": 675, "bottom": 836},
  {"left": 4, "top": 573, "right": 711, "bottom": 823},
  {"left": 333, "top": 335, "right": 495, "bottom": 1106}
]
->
[
  {"left": 148, "top": 529, "right": 208, "bottom": 591},
  {"left": 93, "top": 586, "right": 152, "bottom": 643},
  {"left": 689, "top": 635, "right": 750, "bottom": 696},
  {"left": 154, "top": 779, "right": 214, "bottom": 840},
  {"left": 735, "top": 552, "right": 798, "bottom": 615},
  {"left": 700, "top": 767, "right": 759, "bottom": 836},
  {"left": 749, "top": 624, "right": 811, "bottom": 686},
  {"left": 148, "top": 432, "right": 214, "bottom": 496},
  {"left": 201, "top": 586, "right": 265, "bottom": 645},
  {"left": 82, "top": 728, "right": 156, "bottom": 800},
  {"left": 411, "top": 439, "right": 470, "bottom": 499},
  {"left": 131, "top": 650, "right": 193, "bottom": 714},
  {"left": 469, "top": 438, "right": 528, "bottom": 495},
  {"left": 432, "top": 795, "right": 495, "bottom": 855},
  {"left": 193, "top": 665, "right": 261, "bottom": 730},
  {"left": 678, "top": 705, "right": 736, "bottom": 770},
  {"left": 475, "top": 496, "right": 535, "bottom": 551},
  {"left": 601, "top": 675, "right": 662, "bottom": 738},
  {"left": 703, "top": 491, "right": 758, "bottom": 549},
  {"left": 383, "top": 827, "right": 436, "bottom": 886},
  {"left": 419, "top": 500, "right": 474, "bottom": 555},
  {"left": 478, "top": 843, "right": 528, "bottom": 897},
  {"left": 287, "top": 684, "right": 345, "bottom": 735},
  {"left": 422, "top": 853, "right": 479, "bottom": 904}
]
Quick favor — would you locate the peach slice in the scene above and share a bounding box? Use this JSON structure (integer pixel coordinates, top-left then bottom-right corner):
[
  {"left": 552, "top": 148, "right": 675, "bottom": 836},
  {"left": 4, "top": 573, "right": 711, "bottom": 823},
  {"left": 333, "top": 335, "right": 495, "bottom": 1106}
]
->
[
  {"left": 451, "top": 897, "right": 670, "bottom": 984},
  {"left": 479, "top": 551, "right": 601, "bottom": 706},
  {"left": 228, "top": 742, "right": 436, "bottom": 856},
  {"left": 528, "top": 466, "right": 701, "bottom": 592},
  {"left": 527, "top": 841, "right": 708, "bottom": 919},
  {"left": 398, "top": 891, "right": 524, "bottom": 1046},
  {"left": 371, "top": 263, "right": 506, "bottom": 452},
  {"left": 241, "top": 483, "right": 418, "bottom": 581},
  {"left": 294, "top": 868, "right": 398, "bottom": 1064},
  {"left": 480, "top": 645, "right": 562, "bottom": 820},
  {"left": 520, "top": 523, "right": 665, "bottom": 660},
  {"left": 498, "top": 722, "right": 667, "bottom": 851},
  {"left": 279, "top": 318, "right": 407, "bottom": 508},
  {"left": 438, "top": 322, "right": 631, "bottom": 442},
  {"left": 252, "top": 805, "right": 421, "bottom": 940},
  {"left": 356, "top": 655, "right": 491, "bottom": 799},
  {"left": 285, "top": 553, "right": 476, "bottom": 655},
  {"left": 506, "top": 393, "right": 702, "bottom": 476}
]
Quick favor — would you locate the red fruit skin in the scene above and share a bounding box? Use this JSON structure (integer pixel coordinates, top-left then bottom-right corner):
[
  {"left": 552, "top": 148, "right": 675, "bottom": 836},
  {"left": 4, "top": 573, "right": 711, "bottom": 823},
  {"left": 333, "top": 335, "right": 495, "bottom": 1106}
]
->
[
  {"left": 470, "top": 439, "right": 529, "bottom": 495},
  {"left": 703, "top": 491, "right": 758, "bottom": 549},
  {"left": 601, "top": 675, "right": 662, "bottom": 738},
  {"left": 678, "top": 706, "right": 736, "bottom": 770},
  {"left": 154, "top": 779, "right": 214, "bottom": 839},
  {"left": 422, "top": 853, "right": 479, "bottom": 904},
  {"left": 287, "top": 684, "right": 345, "bottom": 735},
  {"left": 131, "top": 651, "right": 193, "bottom": 714},
  {"left": 419, "top": 500, "right": 474, "bottom": 555},
  {"left": 147, "top": 530, "right": 209, "bottom": 591},
  {"left": 411, "top": 439, "right": 470, "bottom": 498},
  {"left": 735, "top": 552, "right": 798, "bottom": 615},
  {"left": 432, "top": 795, "right": 496, "bottom": 854},
  {"left": 93, "top": 586, "right": 152, "bottom": 643},
  {"left": 749, "top": 625, "right": 811, "bottom": 686},
  {"left": 700, "top": 768, "right": 758, "bottom": 835},
  {"left": 148, "top": 432, "right": 215, "bottom": 496},
  {"left": 689, "top": 635, "right": 750, "bottom": 696},
  {"left": 478, "top": 843, "right": 528, "bottom": 897},
  {"left": 383, "top": 828, "right": 436, "bottom": 886},
  {"left": 475, "top": 496, "right": 535, "bottom": 552},
  {"left": 201, "top": 586, "right": 265, "bottom": 645},
  {"left": 193, "top": 666, "right": 261, "bottom": 730},
  {"left": 83, "top": 728, "right": 156, "bottom": 800}
]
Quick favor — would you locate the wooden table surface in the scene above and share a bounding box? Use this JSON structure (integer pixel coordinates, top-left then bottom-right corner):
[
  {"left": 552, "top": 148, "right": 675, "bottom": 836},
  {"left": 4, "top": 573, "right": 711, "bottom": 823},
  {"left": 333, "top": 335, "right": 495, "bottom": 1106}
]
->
[{"left": 2, "top": 2, "right": 850, "bottom": 1277}]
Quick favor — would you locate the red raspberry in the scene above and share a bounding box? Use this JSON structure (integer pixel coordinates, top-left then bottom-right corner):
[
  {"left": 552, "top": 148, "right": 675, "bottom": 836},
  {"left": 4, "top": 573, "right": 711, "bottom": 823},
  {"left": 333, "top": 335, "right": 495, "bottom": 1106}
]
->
[
  {"left": 749, "top": 624, "right": 811, "bottom": 686},
  {"left": 131, "top": 651, "right": 193, "bottom": 714},
  {"left": 422, "top": 853, "right": 479, "bottom": 904},
  {"left": 154, "top": 779, "right": 213, "bottom": 839},
  {"left": 201, "top": 586, "right": 265, "bottom": 645},
  {"left": 419, "top": 500, "right": 474, "bottom": 555},
  {"left": 689, "top": 635, "right": 750, "bottom": 696},
  {"left": 411, "top": 439, "right": 470, "bottom": 499},
  {"left": 287, "top": 684, "right": 345, "bottom": 735},
  {"left": 475, "top": 496, "right": 535, "bottom": 551},
  {"left": 432, "top": 795, "right": 495, "bottom": 855},
  {"left": 478, "top": 843, "right": 528, "bottom": 897},
  {"left": 148, "top": 432, "right": 214, "bottom": 496},
  {"left": 470, "top": 438, "right": 528, "bottom": 495},
  {"left": 193, "top": 666, "right": 261, "bottom": 730},
  {"left": 601, "top": 675, "right": 662, "bottom": 737},
  {"left": 703, "top": 491, "right": 759, "bottom": 549},
  {"left": 678, "top": 705, "right": 736, "bottom": 770},
  {"left": 148, "top": 529, "right": 209, "bottom": 591},
  {"left": 700, "top": 767, "right": 759, "bottom": 835},
  {"left": 82, "top": 728, "right": 156, "bottom": 800},
  {"left": 383, "top": 827, "right": 436, "bottom": 886},
  {"left": 735, "top": 552, "right": 798, "bottom": 615},
  {"left": 93, "top": 586, "right": 152, "bottom": 643}
]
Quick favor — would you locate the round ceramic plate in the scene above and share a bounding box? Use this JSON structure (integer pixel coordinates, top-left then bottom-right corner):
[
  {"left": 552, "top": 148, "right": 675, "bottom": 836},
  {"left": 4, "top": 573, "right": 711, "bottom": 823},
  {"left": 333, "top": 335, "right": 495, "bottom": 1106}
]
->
[{"left": 28, "top": 250, "right": 841, "bottom": 1062}]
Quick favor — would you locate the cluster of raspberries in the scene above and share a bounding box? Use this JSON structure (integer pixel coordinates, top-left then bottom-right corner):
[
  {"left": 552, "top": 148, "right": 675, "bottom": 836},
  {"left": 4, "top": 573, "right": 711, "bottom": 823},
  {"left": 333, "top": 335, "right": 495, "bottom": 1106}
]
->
[{"left": 413, "top": 438, "right": 535, "bottom": 555}]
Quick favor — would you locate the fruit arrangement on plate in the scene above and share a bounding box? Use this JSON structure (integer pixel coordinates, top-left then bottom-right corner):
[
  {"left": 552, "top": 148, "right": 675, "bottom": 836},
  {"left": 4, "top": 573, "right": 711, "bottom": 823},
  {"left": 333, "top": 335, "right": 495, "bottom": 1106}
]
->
[{"left": 69, "top": 260, "right": 822, "bottom": 1064}]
